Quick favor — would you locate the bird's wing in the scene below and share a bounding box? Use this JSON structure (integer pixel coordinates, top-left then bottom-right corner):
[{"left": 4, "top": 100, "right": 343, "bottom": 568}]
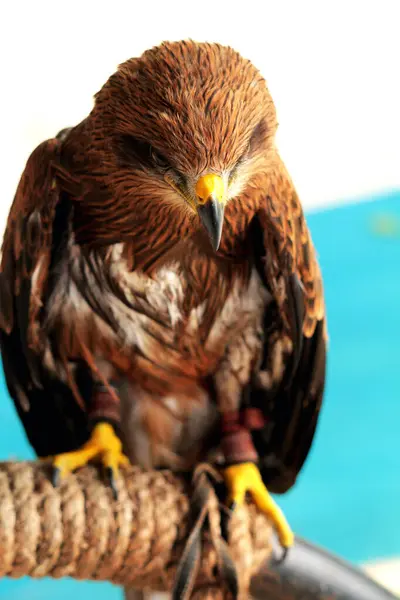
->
[
  {"left": 0, "top": 133, "right": 90, "bottom": 457},
  {"left": 250, "top": 157, "right": 327, "bottom": 494}
]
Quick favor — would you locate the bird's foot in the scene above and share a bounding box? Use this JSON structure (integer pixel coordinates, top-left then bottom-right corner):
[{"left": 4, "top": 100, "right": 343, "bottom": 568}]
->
[
  {"left": 49, "top": 422, "right": 129, "bottom": 498},
  {"left": 223, "top": 461, "right": 294, "bottom": 549}
]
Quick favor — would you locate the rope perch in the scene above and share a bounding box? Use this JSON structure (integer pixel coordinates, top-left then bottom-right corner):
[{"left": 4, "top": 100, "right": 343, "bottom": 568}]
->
[{"left": 0, "top": 461, "right": 272, "bottom": 596}]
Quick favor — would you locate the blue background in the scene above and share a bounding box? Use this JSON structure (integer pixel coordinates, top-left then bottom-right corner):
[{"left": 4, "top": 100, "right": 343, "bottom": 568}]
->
[{"left": 0, "top": 191, "right": 399, "bottom": 598}]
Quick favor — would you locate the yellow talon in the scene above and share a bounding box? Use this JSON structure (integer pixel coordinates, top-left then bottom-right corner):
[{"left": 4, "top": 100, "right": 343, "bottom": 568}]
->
[
  {"left": 50, "top": 423, "right": 129, "bottom": 495},
  {"left": 224, "top": 462, "right": 294, "bottom": 548}
]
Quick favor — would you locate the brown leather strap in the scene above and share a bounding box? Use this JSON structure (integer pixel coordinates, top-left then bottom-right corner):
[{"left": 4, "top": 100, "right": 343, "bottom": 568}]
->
[
  {"left": 172, "top": 466, "right": 238, "bottom": 600},
  {"left": 88, "top": 382, "right": 121, "bottom": 428},
  {"left": 241, "top": 407, "right": 265, "bottom": 430},
  {"left": 221, "top": 410, "right": 265, "bottom": 465},
  {"left": 172, "top": 476, "right": 210, "bottom": 600},
  {"left": 221, "top": 429, "right": 258, "bottom": 464}
]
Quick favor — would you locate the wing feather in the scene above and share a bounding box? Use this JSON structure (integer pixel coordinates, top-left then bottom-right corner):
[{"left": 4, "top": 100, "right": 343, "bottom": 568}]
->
[
  {"left": 251, "top": 156, "right": 327, "bottom": 493},
  {"left": 0, "top": 134, "right": 89, "bottom": 457}
]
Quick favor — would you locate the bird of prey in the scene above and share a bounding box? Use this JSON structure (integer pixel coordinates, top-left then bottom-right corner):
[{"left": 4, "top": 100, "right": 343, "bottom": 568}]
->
[{"left": 0, "top": 40, "right": 326, "bottom": 596}]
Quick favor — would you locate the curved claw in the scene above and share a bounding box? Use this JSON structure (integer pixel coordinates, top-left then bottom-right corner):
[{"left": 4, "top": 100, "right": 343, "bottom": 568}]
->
[
  {"left": 51, "top": 466, "right": 61, "bottom": 488},
  {"left": 223, "top": 462, "right": 294, "bottom": 549},
  {"left": 271, "top": 544, "right": 290, "bottom": 565},
  {"left": 106, "top": 466, "right": 119, "bottom": 500}
]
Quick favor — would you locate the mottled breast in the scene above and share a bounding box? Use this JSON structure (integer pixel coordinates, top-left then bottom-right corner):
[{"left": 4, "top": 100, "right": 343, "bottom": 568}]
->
[
  {"left": 109, "top": 243, "right": 270, "bottom": 372},
  {"left": 43, "top": 241, "right": 270, "bottom": 377}
]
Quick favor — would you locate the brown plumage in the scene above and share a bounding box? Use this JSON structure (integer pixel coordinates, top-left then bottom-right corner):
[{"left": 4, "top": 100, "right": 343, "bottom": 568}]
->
[{"left": 0, "top": 39, "right": 326, "bottom": 595}]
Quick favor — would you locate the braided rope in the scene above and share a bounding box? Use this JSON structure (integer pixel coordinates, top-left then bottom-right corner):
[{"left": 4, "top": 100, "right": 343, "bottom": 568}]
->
[{"left": 0, "top": 462, "right": 272, "bottom": 597}]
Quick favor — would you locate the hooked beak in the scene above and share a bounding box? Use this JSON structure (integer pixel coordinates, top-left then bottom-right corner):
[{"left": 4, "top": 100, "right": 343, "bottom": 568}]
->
[{"left": 195, "top": 174, "right": 225, "bottom": 251}]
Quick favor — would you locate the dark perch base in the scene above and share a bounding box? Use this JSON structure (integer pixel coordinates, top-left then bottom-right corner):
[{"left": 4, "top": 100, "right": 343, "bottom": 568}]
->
[{"left": 251, "top": 537, "right": 397, "bottom": 599}]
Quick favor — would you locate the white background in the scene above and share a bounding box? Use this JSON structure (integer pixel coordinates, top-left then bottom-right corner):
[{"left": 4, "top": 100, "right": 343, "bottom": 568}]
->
[{"left": 0, "top": 0, "right": 399, "bottom": 232}]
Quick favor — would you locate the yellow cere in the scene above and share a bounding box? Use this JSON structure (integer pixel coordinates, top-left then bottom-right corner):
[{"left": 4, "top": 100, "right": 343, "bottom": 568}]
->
[{"left": 195, "top": 173, "right": 225, "bottom": 205}]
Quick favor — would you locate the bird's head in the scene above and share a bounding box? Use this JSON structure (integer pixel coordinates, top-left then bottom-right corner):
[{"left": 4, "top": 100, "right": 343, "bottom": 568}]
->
[{"left": 94, "top": 40, "right": 277, "bottom": 251}]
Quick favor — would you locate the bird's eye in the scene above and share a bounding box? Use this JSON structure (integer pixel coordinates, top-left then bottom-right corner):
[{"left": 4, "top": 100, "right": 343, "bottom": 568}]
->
[
  {"left": 115, "top": 135, "right": 171, "bottom": 171},
  {"left": 150, "top": 148, "right": 171, "bottom": 170},
  {"left": 115, "top": 135, "right": 151, "bottom": 165},
  {"left": 229, "top": 119, "right": 268, "bottom": 182},
  {"left": 249, "top": 119, "right": 268, "bottom": 152}
]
